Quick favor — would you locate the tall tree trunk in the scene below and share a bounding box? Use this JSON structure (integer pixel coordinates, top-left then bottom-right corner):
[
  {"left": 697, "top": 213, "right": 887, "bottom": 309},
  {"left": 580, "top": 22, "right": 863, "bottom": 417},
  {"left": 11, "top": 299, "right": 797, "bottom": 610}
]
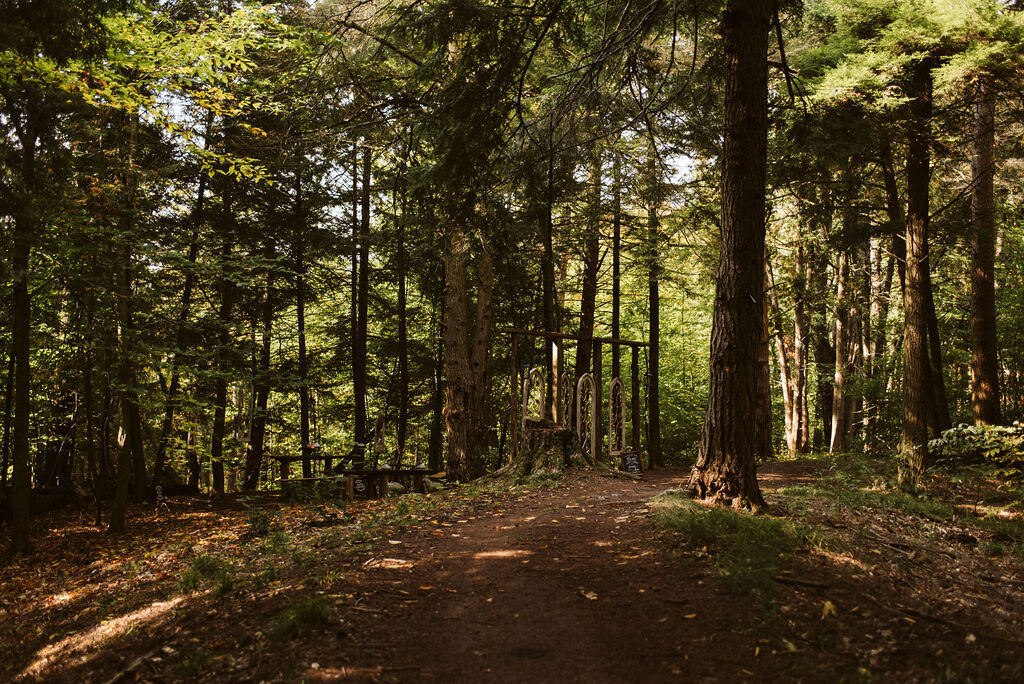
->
[
  {"left": 612, "top": 153, "right": 622, "bottom": 379},
  {"left": 577, "top": 148, "right": 601, "bottom": 382},
  {"left": 443, "top": 228, "right": 493, "bottom": 481},
  {"left": 353, "top": 147, "right": 370, "bottom": 467},
  {"left": 900, "top": 60, "right": 933, "bottom": 489},
  {"left": 428, "top": 298, "right": 444, "bottom": 473},
  {"left": 647, "top": 178, "right": 663, "bottom": 469},
  {"left": 154, "top": 172, "right": 206, "bottom": 487},
  {"left": 109, "top": 241, "right": 140, "bottom": 531},
  {"left": 880, "top": 137, "right": 907, "bottom": 295},
  {"left": 922, "top": 247, "right": 951, "bottom": 435},
  {"left": 831, "top": 248, "right": 851, "bottom": 453},
  {"left": 793, "top": 241, "right": 809, "bottom": 452},
  {"left": 2, "top": 345, "right": 12, "bottom": 489},
  {"left": 210, "top": 186, "right": 235, "bottom": 496},
  {"left": 11, "top": 205, "right": 33, "bottom": 552},
  {"left": 970, "top": 75, "right": 1001, "bottom": 425},
  {"left": 244, "top": 244, "right": 274, "bottom": 491},
  {"left": 767, "top": 260, "right": 797, "bottom": 455},
  {"left": 691, "top": 0, "right": 772, "bottom": 508},
  {"left": 83, "top": 292, "right": 101, "bottom": 525},
  {"left": 397, "top": 130, "right": 412, "bottom": 459},
  {"left": 542, "top": 133, "right": 556, "bottom": 419},
  {"left": 297, "top": 239, "right": 312, "bottom": 480}
]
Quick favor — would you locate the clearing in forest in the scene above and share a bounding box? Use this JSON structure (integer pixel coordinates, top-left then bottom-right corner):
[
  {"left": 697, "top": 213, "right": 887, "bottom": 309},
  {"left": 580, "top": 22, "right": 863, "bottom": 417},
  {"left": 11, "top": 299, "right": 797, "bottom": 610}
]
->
[{"left": 1, "top": 457, "right": 1023, "bottom": 682}]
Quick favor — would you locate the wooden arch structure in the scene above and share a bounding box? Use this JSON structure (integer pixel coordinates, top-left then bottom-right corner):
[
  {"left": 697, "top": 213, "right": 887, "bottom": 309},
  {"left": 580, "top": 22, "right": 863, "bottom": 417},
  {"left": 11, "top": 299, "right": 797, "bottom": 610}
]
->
[{"left": 503, "top": 328, "right": 651, "bottom": 469}]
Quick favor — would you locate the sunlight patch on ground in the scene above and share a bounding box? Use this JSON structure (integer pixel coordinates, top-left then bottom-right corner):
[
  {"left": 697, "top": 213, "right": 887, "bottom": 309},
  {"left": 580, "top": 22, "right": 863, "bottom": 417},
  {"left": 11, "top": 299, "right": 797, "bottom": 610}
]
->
[
  {"left": 363, "top": 557, "right": 414, "bottom": 569},
  {"left": 472, "top": 549, "right": 534, "bottom": 560},
  {"left": 306, "top": 664, "right": 385, "bottom": 679},
  {"left": 814, "top": 548, "right": 872, "bottom": 572},
  {"left": 21, "top": 597, "right": 185, "bottom": 679},
  {"left": 43, "top": 591, "right": 81, "bottom": 608}
]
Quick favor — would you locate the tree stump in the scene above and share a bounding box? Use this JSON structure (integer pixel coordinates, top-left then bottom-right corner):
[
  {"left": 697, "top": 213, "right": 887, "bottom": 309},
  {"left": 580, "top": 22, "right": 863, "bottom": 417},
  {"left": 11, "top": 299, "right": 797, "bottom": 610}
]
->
[{"left": 513, "top": 417, "right": 587, "bottom": 477}]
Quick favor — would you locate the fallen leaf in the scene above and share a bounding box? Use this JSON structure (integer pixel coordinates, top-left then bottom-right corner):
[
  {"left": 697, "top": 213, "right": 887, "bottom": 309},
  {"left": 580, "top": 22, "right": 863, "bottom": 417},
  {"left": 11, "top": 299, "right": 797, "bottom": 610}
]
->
[{"left": 821, "top": 600, "right": 837, "bottom": 619}]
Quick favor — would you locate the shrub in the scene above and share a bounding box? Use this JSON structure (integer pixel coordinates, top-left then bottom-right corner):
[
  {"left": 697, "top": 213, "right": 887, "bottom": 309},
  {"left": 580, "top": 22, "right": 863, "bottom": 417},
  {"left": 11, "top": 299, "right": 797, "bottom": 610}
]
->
[{"left": 929, "top": 423, "right": 1024, "bottom": 486}]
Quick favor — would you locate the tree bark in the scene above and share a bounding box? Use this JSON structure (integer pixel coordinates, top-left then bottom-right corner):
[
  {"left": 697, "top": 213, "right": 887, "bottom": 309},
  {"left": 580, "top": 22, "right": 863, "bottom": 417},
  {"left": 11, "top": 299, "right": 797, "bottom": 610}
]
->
[
  {"left": 793, "top": 242, "right": 809, "bottom": 452},
  {"left": 2, "top": 342, "right": 13, "bottom": 490},
  {"left": 612, "top": 153, "right": 622, "bottom": 379},
  {"left": 153, "top": 172, "right": 206, "bottom": 488},
  {"left": 244, "top": 243, "right": 274, "bottom": 491},
  {"left": 428, "top": 301, "right": 444, "bottom": 473},
  {"left": 576, "top": 148, "right": 601, "bottom": 383},
  {"left": 767, "top": 260, "right": 797, "bottom": 455},
  {"left": 831, "top": 248, "right": 851, "bottom": 452},
  {"left": 691, "top": 0, "right": 772, "bottom": 509},
  {"left": 210, "top": 187, "right": 235, "bottom": 496},
  {"left": 900, "top": 59, "right": 933, "bottom": 489},
  {"left": 443, "top": 227, "right": 493, "bottom": 481},
  {"left": 647, "top": 180, "right": 663, "bottom": 469},
  {"left": 970, "top": 75, "right": 1001, "bottom": 425},
  {"left": 11, "top": 200, "right": 33, "bottom": 552},
  {"left": 354, "top": 147, "right": 371, "bottom": 466}
]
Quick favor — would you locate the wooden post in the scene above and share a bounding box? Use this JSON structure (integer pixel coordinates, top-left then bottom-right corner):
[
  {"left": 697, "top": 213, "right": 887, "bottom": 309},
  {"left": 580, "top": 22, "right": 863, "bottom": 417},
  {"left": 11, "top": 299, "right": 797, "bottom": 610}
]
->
[
  {"left": 631, "top": 344, "right": 641, "bottom": 454},
  {"left": 510, "top": 332, "right": 519, "bottom": 463},
  {"left": 593, "top": 340, "right": 603, "bottom": 463}
]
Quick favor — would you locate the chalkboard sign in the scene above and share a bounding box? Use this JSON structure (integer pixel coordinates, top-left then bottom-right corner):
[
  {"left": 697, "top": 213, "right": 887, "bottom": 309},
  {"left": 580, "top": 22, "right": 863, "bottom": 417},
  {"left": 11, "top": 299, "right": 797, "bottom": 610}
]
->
[{"left": 621, "top": 451, "right": 643, "bottom": 474}]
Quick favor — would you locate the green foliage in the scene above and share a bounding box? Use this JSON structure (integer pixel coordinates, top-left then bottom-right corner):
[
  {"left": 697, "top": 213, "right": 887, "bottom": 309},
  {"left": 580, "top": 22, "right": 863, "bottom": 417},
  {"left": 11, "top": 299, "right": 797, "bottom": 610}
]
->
[
  {"left": 270, "top": 595, "right": 331, "bottom": 639},
  {"left": 930, "top": 423, "right": 1024, "bottom": 487}
]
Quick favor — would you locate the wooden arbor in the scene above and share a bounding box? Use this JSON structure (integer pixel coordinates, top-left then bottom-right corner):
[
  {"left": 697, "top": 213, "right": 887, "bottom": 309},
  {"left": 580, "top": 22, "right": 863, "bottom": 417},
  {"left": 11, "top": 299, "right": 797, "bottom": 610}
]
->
[{"left": 504, "top": 328, "right": 650, "bottom": 469}]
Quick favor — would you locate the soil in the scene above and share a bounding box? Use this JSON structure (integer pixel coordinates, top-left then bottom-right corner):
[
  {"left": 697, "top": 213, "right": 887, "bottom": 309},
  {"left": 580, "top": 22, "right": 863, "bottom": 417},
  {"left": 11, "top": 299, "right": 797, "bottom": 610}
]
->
[{"left": 1, "top": 461, "right": 1023, "bottom": 682}]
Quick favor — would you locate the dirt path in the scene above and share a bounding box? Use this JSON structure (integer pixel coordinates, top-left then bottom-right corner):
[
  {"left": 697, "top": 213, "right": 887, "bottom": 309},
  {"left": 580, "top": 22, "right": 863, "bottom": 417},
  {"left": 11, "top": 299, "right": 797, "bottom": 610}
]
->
[
  {"left": 4, "top": 461, "right": 1023, "bottom": 682},
  {"left": 302, "top": 468, "right": 759, "bottom": 683}
]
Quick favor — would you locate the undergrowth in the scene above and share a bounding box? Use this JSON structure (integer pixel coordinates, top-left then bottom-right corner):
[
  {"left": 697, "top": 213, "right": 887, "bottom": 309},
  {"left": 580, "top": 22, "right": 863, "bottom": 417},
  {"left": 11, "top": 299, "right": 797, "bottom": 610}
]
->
[
  {"left": 270, "top": 595, "right": 332, "bottom": 639},
  {"left": 654, "top": 495, "right": 814, "bottom": 597},
  {"left": 176, "top": 553, "right": 236, "bottom": 595}
]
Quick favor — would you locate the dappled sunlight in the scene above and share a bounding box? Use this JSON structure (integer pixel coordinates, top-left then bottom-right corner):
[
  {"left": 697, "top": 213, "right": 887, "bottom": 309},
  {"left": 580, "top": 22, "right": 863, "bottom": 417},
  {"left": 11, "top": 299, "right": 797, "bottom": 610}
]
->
[
  {"left": 22, "top": 596, "right": 185, "bottom": 679},
  {"left": 362, "top": 557, "right": 414, "bottom": 569},
  {"left": 472, "top": 549, "right": 534, "bottom": 560},
  {"left": 43, "top": 591, "right": 81, "bottom": 609}
]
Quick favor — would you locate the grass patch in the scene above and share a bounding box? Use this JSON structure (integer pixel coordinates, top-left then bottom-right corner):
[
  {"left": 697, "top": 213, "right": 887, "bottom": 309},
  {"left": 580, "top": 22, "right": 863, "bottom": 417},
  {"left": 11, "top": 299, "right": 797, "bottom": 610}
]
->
[
  {"left": 656, "top": 496, "right": 809, "bottom": 596},
  {"left": 842, "top": 490, "right": 955, "bottom": 521},
  {"left": 176, "top": 553, "right": 236, "bottom": 595},
  {"left": 270, "top": 595, "right": 332, "bottom": 639}
]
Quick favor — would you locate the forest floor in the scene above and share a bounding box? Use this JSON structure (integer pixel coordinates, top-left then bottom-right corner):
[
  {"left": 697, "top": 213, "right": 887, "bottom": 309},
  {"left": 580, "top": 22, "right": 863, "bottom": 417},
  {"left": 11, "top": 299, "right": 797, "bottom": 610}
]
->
[{"left": 2, "top": 454, "right": 1024, "bottom": 683}]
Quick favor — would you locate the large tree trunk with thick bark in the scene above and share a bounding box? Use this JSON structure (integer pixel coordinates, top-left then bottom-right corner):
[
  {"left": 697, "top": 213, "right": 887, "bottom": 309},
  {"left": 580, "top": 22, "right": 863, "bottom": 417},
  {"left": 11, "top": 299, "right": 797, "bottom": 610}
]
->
[
  {"left": 970, "top": 76, "right": 1001, "bottom": 426},
  {"left": 443, "top": 228, "right": 494, "bottom": 481},
  {"left": 901, "top": 60, "right": 933, "bottom": 490},
  {"left": 691, "top": 0, "right": 772, "bottom": 509}
]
